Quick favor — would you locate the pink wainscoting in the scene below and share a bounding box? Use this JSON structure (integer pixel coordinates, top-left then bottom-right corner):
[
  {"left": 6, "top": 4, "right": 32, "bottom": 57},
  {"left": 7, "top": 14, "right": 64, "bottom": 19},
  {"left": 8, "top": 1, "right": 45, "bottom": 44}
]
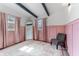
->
[
  {"left": 47, "top": 26, "right": 65, "bottom": 42},
  {"left": 19, "top": 26, "right": 25, "bottom": 42},
  {"left": 65, "top": 19, "right": 79, "bottom": 56},
  {"left": 38, "top": 31, "right": 43, "bottom": 41},
  {"left": 6, "top": 32, "right": 15, "bottom": 46},
  {"left": 56, "top": 26, "right": 65, "bottom": 34},
  {"left": 47, "top": 26, "right": 57, "bottom": 42}
]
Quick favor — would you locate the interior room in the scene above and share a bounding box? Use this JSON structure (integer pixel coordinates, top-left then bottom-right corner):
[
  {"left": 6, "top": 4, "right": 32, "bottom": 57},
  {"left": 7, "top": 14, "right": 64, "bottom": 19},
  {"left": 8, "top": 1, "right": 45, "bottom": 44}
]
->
[{"left": 0, "top": 3, "right": 79, "bottom": 56}]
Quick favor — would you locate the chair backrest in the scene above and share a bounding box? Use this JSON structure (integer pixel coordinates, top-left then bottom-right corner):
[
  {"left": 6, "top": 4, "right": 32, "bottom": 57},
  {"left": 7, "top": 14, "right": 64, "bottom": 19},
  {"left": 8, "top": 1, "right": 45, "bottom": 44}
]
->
[{"left": 56, "top": 33, "right": 66, "bottom": 42}]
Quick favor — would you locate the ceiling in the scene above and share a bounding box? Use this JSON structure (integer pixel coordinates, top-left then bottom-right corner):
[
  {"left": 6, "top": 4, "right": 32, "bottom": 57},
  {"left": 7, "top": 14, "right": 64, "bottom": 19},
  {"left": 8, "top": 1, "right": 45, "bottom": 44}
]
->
[{"left": 0, "top": 3, "right": 68, "bottom": 19}]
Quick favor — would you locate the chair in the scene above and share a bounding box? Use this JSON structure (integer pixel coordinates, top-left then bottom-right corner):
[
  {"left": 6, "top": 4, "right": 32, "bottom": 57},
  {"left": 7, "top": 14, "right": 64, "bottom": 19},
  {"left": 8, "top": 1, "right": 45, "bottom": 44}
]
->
[{"left": 51, "top": 33, "right": 66, "bottom": 49}]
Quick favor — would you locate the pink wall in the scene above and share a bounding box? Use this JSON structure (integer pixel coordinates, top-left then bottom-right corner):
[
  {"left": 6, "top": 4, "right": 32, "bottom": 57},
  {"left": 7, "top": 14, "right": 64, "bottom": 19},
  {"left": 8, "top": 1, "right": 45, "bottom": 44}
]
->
[
  {"left": 47, "top": 26, "right": 65, "bottom": 42},
  {"left": 65, "top": 18, "right": 79, "bottom": 56}
]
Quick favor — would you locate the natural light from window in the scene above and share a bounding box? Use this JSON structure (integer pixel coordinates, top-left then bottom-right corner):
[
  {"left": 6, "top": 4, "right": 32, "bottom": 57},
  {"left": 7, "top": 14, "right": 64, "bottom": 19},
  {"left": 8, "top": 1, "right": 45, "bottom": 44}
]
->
[{"left": 19, "top": 46, "right": 34, "bottom": 53}]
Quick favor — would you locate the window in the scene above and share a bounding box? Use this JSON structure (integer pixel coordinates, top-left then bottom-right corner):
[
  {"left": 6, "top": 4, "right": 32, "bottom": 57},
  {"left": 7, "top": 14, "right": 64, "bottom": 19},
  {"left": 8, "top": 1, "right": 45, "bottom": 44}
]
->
[
  {"left": 38, "top": 19, "right": 43, "bottom": 31},
  {"left": 7, "top": 15, "right": 15, "bottom": 31}
]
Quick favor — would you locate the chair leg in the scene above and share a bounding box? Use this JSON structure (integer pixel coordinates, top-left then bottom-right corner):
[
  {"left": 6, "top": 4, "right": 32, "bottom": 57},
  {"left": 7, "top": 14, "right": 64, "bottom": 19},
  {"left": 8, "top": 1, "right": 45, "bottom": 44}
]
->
[
  {"left": 56, "top": 42, "right": 59, "bottom": 49},
  {"left": 50, "top": 41, "right": 52, "bottom": 45}
]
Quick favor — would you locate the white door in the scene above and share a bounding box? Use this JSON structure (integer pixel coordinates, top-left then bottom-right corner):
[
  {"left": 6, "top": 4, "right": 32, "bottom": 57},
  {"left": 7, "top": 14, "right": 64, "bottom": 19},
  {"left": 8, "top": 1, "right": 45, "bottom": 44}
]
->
[{"left": 26, "top": 25, "right": 33, "bottom": 40}]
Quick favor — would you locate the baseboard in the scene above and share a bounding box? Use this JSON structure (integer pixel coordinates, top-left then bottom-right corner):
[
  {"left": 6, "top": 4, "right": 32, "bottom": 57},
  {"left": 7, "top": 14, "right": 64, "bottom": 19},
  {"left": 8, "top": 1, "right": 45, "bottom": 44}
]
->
[
  {"left": 0, "top": 40, "right": 25, "bottom": 50},
  {"left": 34, "top": 39, "right": 50, "bottom": 43}
]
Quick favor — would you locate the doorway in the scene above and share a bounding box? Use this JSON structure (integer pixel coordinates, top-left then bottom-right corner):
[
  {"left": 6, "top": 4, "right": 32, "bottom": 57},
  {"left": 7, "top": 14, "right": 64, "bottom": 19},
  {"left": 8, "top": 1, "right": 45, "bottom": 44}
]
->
[{"left": 25, "top": 23, "right": 33, "bottom": 40}]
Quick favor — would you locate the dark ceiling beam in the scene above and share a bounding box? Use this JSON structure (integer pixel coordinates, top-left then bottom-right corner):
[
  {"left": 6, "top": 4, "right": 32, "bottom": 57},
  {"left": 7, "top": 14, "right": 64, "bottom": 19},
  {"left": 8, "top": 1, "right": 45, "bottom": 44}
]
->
[
  {"left": 42, "top": 3, "right": 49, "bottom": 16},
  {"left": 16, "top": 3, "right": 38, "bottom": 18}
]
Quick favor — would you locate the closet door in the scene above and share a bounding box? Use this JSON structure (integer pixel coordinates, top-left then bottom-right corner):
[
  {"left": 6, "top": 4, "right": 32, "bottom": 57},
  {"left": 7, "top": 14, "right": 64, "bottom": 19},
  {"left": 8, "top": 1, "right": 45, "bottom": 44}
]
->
[
  {"left": 73, "top": 21, "right": 79, "bottom": 56},
  {"left": 0, "top": 13, "right": 3, "bottom": 49},
  {"left": 66, "top": 24, "right": 73, "bottom": 56}
]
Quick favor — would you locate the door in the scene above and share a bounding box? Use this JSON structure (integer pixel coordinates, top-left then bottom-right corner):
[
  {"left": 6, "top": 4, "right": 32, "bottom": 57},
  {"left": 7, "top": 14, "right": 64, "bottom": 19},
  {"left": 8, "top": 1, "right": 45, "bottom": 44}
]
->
[{"left": 26, "top": 24, "right": 33, "bottom": 40}]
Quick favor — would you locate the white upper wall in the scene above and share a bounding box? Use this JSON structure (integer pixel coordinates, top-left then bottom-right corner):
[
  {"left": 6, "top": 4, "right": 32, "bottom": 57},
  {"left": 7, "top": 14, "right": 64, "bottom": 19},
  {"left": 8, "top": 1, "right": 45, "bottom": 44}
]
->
[
  {"left": 47, "top": 3, "right": 79, "bottom": 26},
  {"left": 67, "top": 3, "right": 79, "bottom": 23},
  {"left": 46, "top": 3, "right": 68, "bottom": 26}
]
